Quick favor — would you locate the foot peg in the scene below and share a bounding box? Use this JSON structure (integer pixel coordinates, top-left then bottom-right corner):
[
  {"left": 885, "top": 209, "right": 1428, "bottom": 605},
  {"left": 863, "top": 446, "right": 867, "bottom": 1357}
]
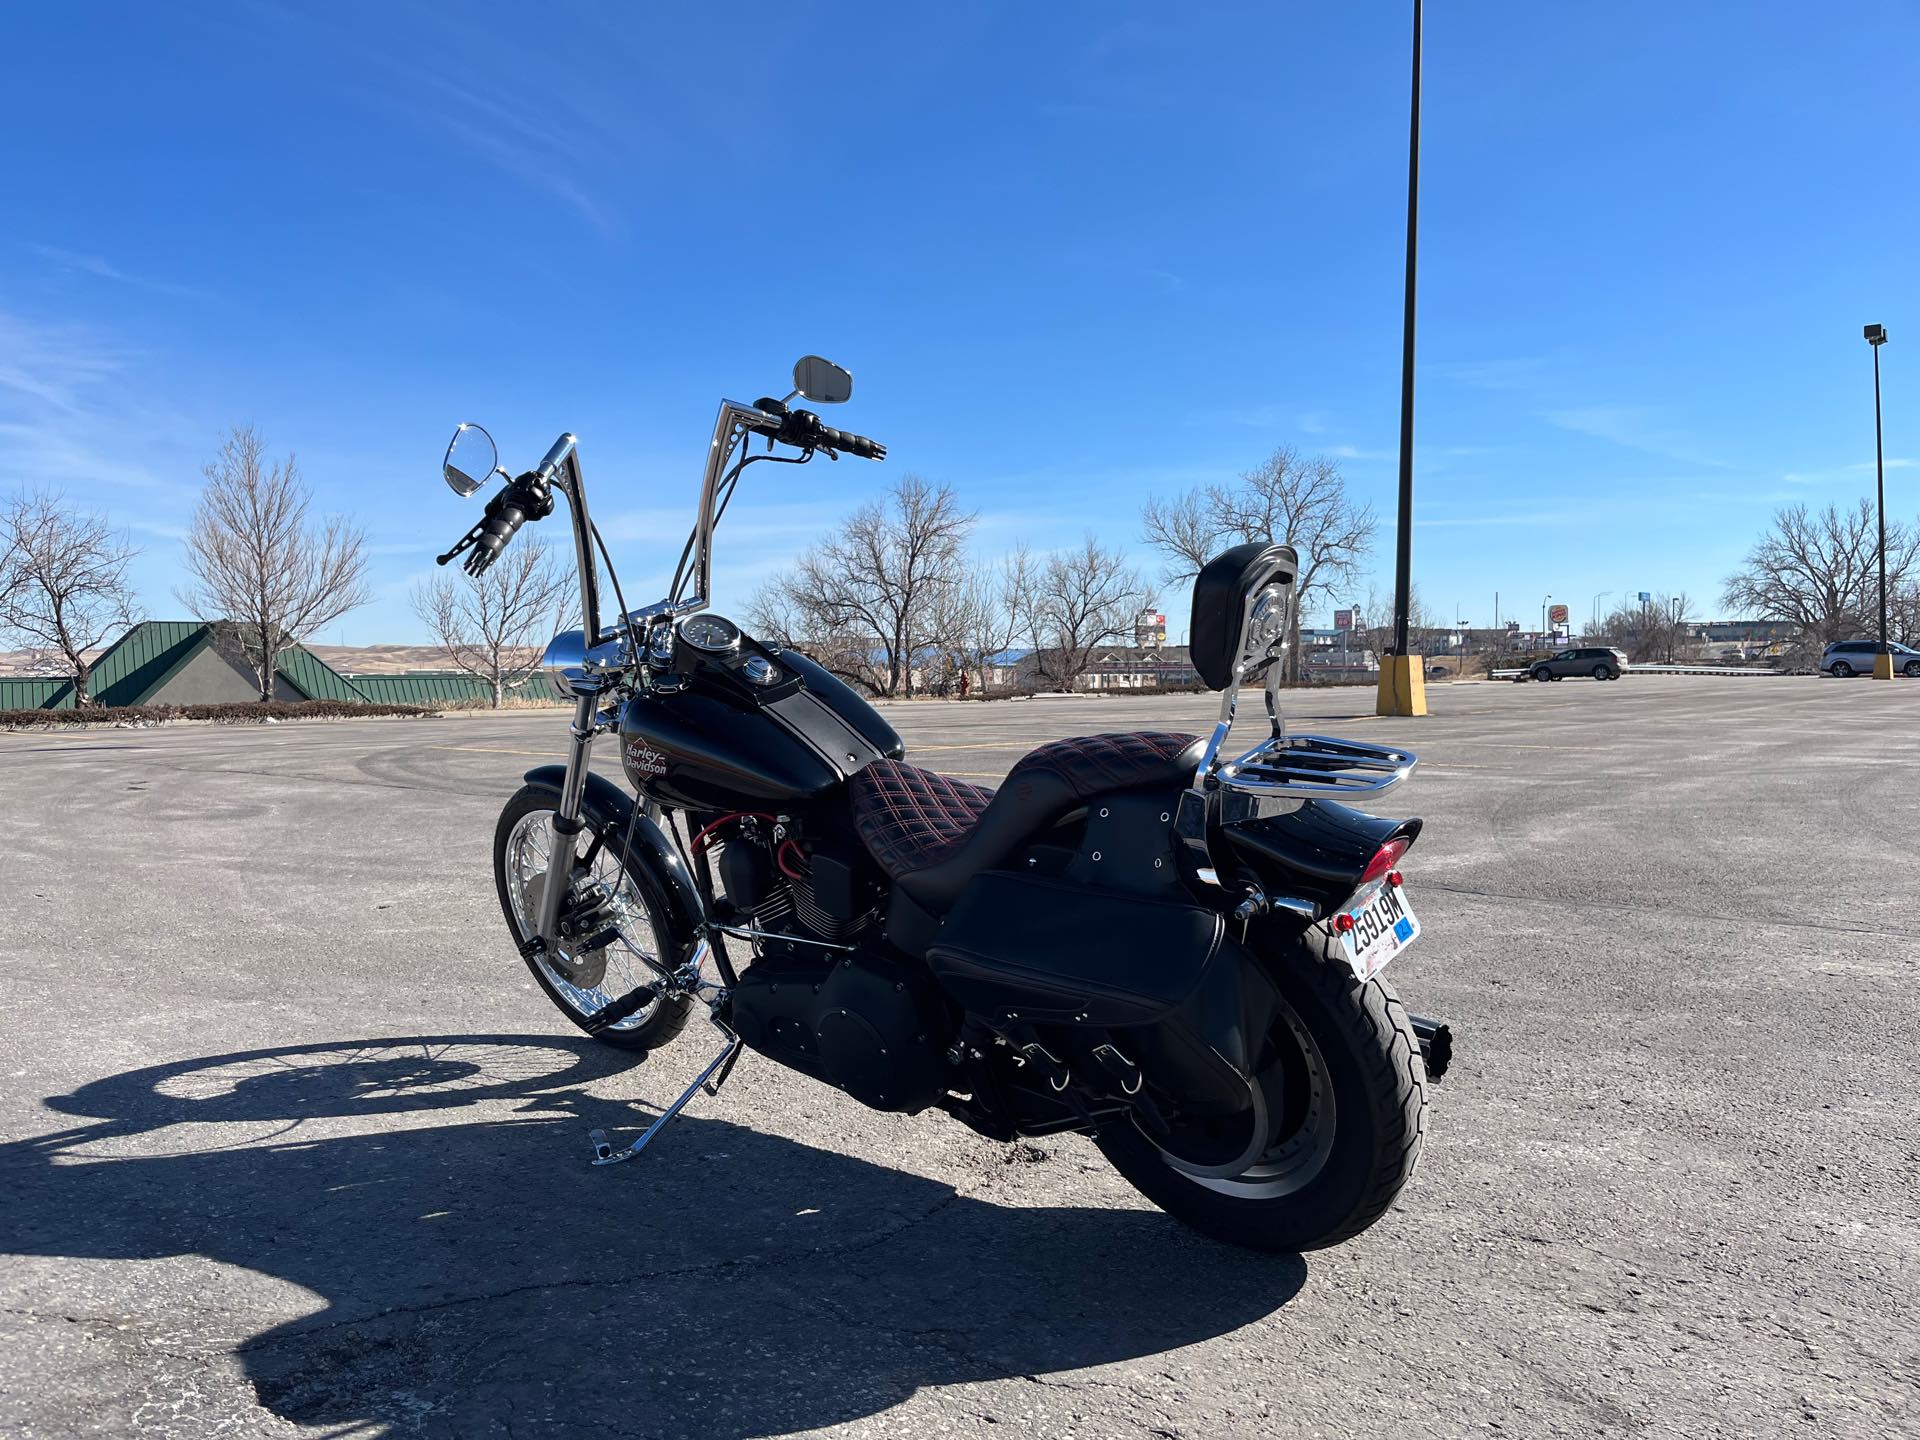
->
[
  {"left": 589, "top": 1017, "right": 742, "bottom": 1167},
  {"left": 582, "top": 984, "right": 657, "bottom": 1035}
]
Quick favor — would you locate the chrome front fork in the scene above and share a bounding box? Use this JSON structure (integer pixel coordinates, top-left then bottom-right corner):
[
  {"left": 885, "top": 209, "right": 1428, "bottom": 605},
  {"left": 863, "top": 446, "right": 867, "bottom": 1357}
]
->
[{"left": 536, "top": 687, "right": 602, "bottom": 948}]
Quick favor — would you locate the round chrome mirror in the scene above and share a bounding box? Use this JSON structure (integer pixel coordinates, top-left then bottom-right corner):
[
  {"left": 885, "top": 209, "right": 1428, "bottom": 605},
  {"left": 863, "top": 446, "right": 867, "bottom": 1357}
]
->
[{"left": 443, "top": 423, "right": 499, "bottom": 498}]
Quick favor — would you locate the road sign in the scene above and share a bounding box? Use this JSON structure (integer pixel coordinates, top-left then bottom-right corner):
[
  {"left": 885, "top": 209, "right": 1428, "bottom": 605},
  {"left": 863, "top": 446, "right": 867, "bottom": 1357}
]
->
[
  {"left": 1334, "top": 609, "right": 1354, "bottom": 632},
  {"left": 1548, "top": 604, "right": 1569, "bottom": 626},
  {"left": 1638, "top": 591, "right": 1651, "bottom": 603}
]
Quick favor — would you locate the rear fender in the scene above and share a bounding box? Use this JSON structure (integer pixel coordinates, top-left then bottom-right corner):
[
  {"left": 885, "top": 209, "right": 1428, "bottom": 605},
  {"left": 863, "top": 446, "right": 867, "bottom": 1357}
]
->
[
  {"left": 521, "top": 765, "right": 706, "bottom": 949},
  {"left": 1219, "top": 798, "right": 1421, "bottom": 918}
]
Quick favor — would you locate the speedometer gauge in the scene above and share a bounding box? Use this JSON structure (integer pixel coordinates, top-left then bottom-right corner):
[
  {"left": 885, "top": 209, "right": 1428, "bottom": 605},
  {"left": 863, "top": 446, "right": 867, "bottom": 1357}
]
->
[{"left": 676, "top": 613, "right": 741, "bottom": 654}]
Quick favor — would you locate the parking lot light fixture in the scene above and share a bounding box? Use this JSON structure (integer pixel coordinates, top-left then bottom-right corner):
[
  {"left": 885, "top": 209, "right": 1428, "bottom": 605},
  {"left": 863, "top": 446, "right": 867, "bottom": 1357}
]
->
[{"left": 1866, "top": 324, "right": 1892, "bottom": 679}]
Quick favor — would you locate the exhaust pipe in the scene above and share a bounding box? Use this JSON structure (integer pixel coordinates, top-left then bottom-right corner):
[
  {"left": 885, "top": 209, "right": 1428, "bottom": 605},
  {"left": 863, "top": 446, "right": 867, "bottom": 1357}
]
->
[{"left": 1408, "top": 1014, "right": 1452, "bottom": 1081}]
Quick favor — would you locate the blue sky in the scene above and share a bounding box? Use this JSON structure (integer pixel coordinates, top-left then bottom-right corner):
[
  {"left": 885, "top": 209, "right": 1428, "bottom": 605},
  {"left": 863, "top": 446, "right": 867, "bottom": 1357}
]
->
[{"left": 2, "top": 1, "right": 1915, "bottom": 644}]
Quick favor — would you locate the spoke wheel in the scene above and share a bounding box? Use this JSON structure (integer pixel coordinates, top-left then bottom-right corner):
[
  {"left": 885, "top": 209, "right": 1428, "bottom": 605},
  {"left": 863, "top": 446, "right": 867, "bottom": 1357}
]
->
[{"left": 494, "top": 786, "right": 693, "bottom": 1052}]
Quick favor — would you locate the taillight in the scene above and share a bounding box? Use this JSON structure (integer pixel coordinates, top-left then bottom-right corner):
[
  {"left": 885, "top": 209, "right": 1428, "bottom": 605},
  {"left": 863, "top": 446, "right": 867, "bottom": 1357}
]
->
[{"left": 1359, "top": 836, "right": 1411, "bottom": 887}]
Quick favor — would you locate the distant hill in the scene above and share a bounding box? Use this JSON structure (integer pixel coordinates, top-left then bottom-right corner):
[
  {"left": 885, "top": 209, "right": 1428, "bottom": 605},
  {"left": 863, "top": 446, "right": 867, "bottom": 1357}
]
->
[{"left": 0, "top": 642, "right": 536, "bottom": 677}]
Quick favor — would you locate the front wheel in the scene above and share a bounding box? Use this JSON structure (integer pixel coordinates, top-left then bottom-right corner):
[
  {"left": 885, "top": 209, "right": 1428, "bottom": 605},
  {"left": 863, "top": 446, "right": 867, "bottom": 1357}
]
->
[
  {"left": 1531, "top": 666, "right": 1552, "bottom": 683},
  {"left": 493, "top": 784, "right": 694, "bottom": 1052},
  {"left": 1904, "top": 662, "right": 1920, "bottom": 678},
  {"left": 1831, "top": 661, "right": 1853, "bottom": 677},
  {"left": 1096, "top": 932, "right": 1427, "bottom": 1252}
]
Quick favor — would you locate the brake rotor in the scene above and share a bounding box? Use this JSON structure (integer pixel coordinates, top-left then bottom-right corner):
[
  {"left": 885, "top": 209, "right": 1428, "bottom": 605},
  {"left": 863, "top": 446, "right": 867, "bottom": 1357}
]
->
[{"left": 520, "top": 871, "right": 611, "bottom": 990}]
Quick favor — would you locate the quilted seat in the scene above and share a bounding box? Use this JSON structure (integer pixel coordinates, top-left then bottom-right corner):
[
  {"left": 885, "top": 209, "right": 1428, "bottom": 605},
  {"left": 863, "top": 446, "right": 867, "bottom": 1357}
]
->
[{"left": 850, "top": 731, "right": 1202, "bottom": 912}]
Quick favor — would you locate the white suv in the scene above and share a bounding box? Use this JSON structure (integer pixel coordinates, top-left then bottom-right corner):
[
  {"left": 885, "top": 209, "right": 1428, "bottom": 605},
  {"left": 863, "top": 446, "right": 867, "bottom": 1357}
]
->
[{"left": 1822, "top": 639, "right": 1920, "bottom": 677}]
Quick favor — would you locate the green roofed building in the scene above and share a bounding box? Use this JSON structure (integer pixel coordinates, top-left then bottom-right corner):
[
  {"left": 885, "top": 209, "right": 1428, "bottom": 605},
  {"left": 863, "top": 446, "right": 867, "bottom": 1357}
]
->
[
  {"left": 0, "top": 621, "right": 371, "bottom": 710},
  {"left": 345, "top": 671, "right": 569, "bottom": 706}
]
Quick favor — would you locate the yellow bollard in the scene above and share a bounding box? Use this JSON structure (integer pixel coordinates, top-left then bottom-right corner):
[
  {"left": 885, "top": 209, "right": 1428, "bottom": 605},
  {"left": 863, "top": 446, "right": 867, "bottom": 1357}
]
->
[
  {"left": 1874, "top": 650, "right": 1896, "bottom": 680},
  {"left": 1375, "top": 654, "right": 1429, "bottom": 716}
]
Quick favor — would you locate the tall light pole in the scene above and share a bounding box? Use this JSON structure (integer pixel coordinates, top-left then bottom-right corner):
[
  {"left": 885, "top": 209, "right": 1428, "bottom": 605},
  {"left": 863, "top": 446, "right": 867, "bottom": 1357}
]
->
[
  {"left": 1592, "top": 590, "right": 1612, "bottom": 635},
  {"left": 1866, "top": 324, "right": 1890, "bottom": 678},
  {"left": 1378, "top": 0, "right": 1426, "bottom": 716},
  {"left": 1542, "top": 594, "right": 1552, "bottom": 643}
]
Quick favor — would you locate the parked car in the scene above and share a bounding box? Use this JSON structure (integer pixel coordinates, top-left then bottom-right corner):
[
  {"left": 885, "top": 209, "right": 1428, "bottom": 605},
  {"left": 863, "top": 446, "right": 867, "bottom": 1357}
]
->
[
  {"left": 1525, "top": 647, "right": 1629, "bottom": 682},
  {"left": 1821, "top": 639, "right": 1920, "bottom": 677}
]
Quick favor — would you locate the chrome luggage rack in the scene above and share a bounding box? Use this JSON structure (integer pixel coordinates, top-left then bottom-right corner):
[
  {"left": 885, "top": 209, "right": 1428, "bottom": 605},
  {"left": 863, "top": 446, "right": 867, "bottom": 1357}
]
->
[
  {"left": 1217, "top": 732, "right": 1417, "bottom": 799},
  {"left": 1186, "top": 544, "right": 1417, "bottom": 803}
]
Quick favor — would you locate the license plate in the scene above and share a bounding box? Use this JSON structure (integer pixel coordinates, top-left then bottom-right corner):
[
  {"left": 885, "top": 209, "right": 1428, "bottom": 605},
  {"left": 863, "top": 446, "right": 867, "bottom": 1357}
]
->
[{"left": 1333, "top": 882, "right": 1420, "bottom": 982}]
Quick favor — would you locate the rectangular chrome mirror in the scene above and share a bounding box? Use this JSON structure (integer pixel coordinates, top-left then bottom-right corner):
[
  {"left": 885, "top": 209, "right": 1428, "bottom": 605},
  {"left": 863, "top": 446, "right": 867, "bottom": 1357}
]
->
[{"left": 792, "top": 355, "right": 852, "bottom": 404}]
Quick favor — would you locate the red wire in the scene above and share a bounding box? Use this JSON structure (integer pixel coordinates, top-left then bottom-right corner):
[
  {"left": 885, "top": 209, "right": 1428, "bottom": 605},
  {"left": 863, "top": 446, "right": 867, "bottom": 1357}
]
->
[
  {"left": 688, "top": 811, "right": 775, "bottom": 853},
  {"left": 776, "top": 840, "right": 808, "bottom": 880}
]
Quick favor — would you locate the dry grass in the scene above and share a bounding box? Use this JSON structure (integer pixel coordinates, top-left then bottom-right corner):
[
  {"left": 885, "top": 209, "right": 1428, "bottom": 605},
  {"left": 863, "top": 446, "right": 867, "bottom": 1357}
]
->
[{"left": 0, "top": 700, "right": 431, "bottom": 730}]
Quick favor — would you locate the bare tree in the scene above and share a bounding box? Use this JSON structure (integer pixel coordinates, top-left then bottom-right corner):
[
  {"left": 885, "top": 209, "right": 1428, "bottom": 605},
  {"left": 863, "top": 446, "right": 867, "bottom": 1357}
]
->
[
  {"left": 178, "top": 427, "right": 371, "bottom": 700},
  {"left": 412, "top": 542, "right": 574, "bottom": 706},
  {"left": 754, "top": 475, "right": 975, "bottom": 696},
  {"left": 1721, "top": 500, "right": 1920, "bottom": 648},
  {"left": 1143, "top": 446, "right": 1376, "bottom": 679},
  {"left": 1030, "top": 534, "right": 1143, "bottom": 692},
  {"left": 1358, "top": 584, "right": 1446, "bottom": 669},
  {"left": 1891, "top": 579, "right": 1920, "bottom": 648},
  {"left": 0, "top": 492, "right": 141, "bottom": 706},
  {"left": 1597, "top": 592, "right": 1701, "bottom": 664},
  {"left": 927, "top": 544, "right": 1037, "bottom": 693}
]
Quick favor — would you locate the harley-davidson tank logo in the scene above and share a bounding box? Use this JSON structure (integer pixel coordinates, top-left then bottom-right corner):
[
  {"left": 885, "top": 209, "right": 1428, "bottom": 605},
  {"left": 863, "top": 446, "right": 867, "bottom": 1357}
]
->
[{"left": 623, "top": 738, "right": 669, "bottom": 777}]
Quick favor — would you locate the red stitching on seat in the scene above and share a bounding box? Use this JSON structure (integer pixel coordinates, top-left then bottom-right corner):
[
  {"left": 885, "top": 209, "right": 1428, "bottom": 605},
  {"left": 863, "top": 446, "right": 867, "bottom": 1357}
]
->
[{"left": 850, "top": 732, "right": 1197, "bottom": 881}]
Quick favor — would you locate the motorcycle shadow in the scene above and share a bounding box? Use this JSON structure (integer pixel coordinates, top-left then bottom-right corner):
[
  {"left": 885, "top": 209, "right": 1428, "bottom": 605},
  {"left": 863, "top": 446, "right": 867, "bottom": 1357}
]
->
[{"left": 5, "top": 1034, "right": 1306, "bottom": 1438}]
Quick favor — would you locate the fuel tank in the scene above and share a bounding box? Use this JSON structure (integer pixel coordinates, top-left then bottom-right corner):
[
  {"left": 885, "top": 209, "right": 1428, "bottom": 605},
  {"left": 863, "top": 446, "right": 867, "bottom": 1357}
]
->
[{"left": 618, "top": 645, "right": 903, "bottom": 812}]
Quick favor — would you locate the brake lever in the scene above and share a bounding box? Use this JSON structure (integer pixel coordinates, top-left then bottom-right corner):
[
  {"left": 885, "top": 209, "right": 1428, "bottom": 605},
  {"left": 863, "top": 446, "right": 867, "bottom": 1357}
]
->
[{"left": 437, "top": 523, "right": 485, "bottom": 567}]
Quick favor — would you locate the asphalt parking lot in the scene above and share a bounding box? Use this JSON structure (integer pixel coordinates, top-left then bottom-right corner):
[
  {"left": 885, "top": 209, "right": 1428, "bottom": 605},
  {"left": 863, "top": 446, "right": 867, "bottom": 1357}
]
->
[{"left": 2, "top": 675, "right": 1915, "bottom": 1438}]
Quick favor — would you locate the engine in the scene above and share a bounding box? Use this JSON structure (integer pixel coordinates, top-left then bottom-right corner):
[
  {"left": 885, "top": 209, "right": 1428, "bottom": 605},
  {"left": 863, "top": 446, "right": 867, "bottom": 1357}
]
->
[{"left": 708, "top": 820, "right": 952, "bottom": 1114}]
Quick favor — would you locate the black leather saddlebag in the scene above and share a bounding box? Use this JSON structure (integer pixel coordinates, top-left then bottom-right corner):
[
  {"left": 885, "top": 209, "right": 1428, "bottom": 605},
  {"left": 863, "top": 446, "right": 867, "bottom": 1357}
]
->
[{"left": 926, "top": 872, "right": 1279, "bottom": 1112}]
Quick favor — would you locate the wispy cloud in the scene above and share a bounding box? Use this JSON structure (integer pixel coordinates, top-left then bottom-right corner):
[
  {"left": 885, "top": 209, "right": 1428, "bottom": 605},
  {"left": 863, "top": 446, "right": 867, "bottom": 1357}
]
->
[
  {"left": 1416, "top": 509, "right": 1593, "bottom": 529},
  {"left": 0, "top": 311, "right": 123, "bottom": 413},
  {"left": 30, "top": 244, "right": 207, "bottom": 300},
  {"left": 1200, "top": 403, "right": 1330, "bottom": 432},
  {"left": 1431, "top": 356, "right": 1552, "bottom": 392},
  {"left": 1781, "top": 457, "right": 1916, "bottom": 484},
  {"left": 251, "top": 7, "right": 631, "bottom": 236},
  {"left": 1542, "top": 405, "right": 1732, "bottom": 469},
  {"left": 0, "top": 312, "right": 193, "bottom": 498}
]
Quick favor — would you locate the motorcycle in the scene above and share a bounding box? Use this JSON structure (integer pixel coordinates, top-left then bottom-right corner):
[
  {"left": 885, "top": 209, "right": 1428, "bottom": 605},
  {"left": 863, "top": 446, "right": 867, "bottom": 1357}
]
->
[{"left": 434, "top": 356, "right": 1453, "bottom": 1252}]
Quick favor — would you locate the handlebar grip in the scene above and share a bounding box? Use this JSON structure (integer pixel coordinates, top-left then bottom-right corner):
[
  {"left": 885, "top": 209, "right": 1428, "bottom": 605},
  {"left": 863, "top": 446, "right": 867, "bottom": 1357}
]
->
[
  {"left": 459, "top": 473, "right": 554, "bottom": 576},
  {"left": 813, "top": 424, "right": 886, "bottom": 461},
  {"left": 466, "top": 502, "right": 527, "bottom": 575}
]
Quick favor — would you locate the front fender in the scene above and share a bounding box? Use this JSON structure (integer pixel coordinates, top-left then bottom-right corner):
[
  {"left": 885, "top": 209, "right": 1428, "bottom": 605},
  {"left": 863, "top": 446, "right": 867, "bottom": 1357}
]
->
[{"left": 521, "top": 765, "right": 706, "bottom": 949}]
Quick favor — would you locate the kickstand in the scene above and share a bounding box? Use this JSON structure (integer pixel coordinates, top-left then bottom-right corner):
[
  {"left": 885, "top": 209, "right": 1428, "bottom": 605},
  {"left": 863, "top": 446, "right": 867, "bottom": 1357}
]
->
[{"left": 589, "top": 1016, "right": 742, "bottom": 1167}]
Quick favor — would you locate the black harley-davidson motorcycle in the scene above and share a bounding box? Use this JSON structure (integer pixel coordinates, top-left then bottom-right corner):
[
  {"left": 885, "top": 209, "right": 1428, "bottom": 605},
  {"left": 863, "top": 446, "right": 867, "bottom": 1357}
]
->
[{"left": 433, "top": 357, "right": 1452, "bottom": 1251}]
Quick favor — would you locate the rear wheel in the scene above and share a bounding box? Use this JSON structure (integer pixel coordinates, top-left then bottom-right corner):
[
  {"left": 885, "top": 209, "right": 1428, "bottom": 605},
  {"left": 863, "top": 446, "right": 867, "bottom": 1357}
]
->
[
  {"left": 1904, "top": 662, "right": 1920, "bottom": 678},
  {"left": 1592, "top": 663, "right": 1611, "bottom": 680},
  {"left": 1531, "top": 666, "right": 1552, "bottom": 683},
  {"left": 1096, "top": 931, "right": 1427, "bottom": 1252},
  {"left": 493, "top": 784, "right": 694, "bottom": 1052},
  {"left": 1831, "top": 660, "right": 1853, "bottom": 677}
]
